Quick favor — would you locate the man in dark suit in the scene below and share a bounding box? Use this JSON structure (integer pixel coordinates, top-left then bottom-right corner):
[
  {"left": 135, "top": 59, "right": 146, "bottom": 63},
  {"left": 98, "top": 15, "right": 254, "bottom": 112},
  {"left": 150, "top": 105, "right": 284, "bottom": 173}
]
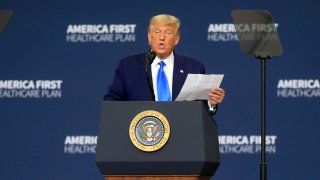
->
[{"left": 104, "top": 14, "right": 225, "bottom": 110}]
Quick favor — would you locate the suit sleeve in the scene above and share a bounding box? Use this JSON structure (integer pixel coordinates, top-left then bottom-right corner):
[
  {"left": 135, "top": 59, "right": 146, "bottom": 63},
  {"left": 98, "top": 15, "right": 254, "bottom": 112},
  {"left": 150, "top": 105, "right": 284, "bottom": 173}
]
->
[{"left": 103, "top": 60, "right": 127, "bottom": 101}]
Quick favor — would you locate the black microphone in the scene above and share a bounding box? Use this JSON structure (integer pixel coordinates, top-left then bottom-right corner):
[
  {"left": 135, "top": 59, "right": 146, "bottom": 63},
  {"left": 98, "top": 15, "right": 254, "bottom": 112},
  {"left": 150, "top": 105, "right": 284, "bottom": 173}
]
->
[
  {"left": 146, "top": 50, "right": 156, "bottom": 65},
  {"left": 145, "top": 50, "right": 156, "bottom": 101}
]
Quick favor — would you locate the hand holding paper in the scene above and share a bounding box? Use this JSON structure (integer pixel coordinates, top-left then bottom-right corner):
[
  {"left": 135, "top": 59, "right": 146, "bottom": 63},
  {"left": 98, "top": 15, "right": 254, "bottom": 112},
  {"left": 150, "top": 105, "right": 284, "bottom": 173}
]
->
[{"left": 175, "top": 74, "right": 224, "bottom": 101}]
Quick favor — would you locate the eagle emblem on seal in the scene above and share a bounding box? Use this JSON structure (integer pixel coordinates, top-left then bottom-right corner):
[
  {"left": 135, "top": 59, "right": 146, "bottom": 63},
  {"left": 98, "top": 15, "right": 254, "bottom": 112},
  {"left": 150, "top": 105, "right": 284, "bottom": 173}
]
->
[{"left": 142, "top": 121, "right": 160, "bottom": 141}]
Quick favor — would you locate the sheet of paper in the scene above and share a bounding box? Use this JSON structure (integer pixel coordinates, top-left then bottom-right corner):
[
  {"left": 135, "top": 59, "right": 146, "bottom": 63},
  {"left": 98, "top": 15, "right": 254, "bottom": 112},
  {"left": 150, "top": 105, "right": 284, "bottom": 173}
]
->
[{"left": 175, "top": 74, "right": 224, "bottom": 101}]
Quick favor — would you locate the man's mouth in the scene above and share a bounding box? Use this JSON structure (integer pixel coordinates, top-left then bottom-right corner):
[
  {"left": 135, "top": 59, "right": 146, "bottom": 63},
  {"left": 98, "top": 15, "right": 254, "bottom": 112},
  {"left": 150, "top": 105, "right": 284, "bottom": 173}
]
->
[{"left": 159, "top": 43, "right": 164, "bottom": 49}]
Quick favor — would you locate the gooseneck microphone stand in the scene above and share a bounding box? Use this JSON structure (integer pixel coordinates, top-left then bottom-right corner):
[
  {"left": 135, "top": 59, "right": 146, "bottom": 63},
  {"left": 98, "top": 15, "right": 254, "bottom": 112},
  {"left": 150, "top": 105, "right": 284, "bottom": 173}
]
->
[{"left": 145, "top": 50, "right": 156, "bottom": 101}]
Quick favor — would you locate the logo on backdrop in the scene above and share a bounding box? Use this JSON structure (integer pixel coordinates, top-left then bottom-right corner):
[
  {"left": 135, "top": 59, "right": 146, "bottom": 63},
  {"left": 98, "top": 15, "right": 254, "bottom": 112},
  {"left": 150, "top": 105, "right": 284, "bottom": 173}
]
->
[
  {"left": 64, "top": 135, "right": 97, "bottom": 154},
  {"left": 277, "top": 79, "right": 320, "bottom": 98},
  {"left": 0, "top": 80, "right": 63, "bottom": 98},
  {"left": 129, "top": 110, "right": 170, "bottom": 152},
  {"left": 219, "top": 135, "right": 277, "bottom": 154},
  {"left": 207, "top": 24, "right": 238, "bottom": 42},
  {"left": 66, "top": 24, "right": 136, "bottom": 43},
  {"left": 207, "top": 23, "right": 279, "bottom": 42}
]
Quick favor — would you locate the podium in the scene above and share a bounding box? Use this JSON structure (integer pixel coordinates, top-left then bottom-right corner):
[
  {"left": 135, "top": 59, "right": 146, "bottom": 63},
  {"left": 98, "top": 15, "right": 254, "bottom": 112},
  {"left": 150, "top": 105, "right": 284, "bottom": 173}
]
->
[{"left": 96, "top": 101, "right": 220, "bottom": 180}]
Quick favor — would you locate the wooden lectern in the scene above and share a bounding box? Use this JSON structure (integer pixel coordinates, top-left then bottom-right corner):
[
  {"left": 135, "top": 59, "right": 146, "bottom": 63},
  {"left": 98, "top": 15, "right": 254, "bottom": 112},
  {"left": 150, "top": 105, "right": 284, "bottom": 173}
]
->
[{"left": 96, "top": 101, "right": 220, "bottom": 180}]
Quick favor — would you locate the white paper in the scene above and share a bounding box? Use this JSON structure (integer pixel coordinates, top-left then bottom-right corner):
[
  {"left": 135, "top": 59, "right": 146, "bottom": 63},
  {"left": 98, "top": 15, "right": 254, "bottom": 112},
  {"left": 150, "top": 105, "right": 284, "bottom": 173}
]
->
[{"left": 175, "top": 74, "right": 224, "bottom": 101}]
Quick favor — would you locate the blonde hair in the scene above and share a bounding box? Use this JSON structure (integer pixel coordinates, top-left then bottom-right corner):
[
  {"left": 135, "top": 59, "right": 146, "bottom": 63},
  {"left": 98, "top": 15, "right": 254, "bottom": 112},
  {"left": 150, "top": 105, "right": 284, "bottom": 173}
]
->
[{"left": 148, "top": 14, "right": 180, "bottom": 35}]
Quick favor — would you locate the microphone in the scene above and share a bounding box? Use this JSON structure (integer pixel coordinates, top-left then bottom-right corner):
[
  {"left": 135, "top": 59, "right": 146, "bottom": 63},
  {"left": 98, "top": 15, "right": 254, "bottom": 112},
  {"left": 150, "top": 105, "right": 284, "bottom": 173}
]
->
[
  {"left": 146, "top": 50, "right": 156, "bottom": 65},
  {"left": 145, "top": 50, "right": 156, "bottom": 101}
]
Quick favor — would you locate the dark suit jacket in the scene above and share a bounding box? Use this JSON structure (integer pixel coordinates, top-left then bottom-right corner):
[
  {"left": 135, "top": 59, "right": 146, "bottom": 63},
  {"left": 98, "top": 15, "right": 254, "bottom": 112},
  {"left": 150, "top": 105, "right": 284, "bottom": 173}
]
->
[{"left": 103, "top": 52, "right": 206, "bottom": 101}]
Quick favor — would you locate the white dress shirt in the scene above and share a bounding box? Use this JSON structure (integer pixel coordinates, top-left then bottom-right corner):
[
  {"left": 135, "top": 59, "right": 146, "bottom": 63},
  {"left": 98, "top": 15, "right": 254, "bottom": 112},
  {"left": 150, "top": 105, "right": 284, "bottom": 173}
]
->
[{"left": 151, "top": 52, "right": 174, "bottom": 101}]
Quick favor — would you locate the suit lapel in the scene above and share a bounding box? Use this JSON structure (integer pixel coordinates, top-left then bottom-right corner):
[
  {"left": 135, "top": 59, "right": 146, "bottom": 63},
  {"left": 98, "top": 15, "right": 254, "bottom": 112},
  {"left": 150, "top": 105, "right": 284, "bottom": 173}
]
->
[{"left": 172, "top": 55, "right": 187, "bottom": 100}]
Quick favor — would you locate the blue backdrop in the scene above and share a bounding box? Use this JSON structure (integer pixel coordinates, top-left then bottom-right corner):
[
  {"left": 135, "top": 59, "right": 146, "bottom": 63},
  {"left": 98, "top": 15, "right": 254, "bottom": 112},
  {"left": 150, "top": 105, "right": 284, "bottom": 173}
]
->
[{"left": 1, "top": 0, "right": 319, "bottom": 179}]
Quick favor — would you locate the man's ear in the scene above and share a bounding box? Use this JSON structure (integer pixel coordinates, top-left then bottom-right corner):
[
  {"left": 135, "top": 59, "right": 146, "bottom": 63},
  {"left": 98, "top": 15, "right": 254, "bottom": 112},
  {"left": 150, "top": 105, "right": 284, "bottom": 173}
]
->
[
  {"left": 147, "top": 32, "right": 151, "bottom": 45},
  {"left": 174, "top": 35, "right": 180, "bottom": 46}
]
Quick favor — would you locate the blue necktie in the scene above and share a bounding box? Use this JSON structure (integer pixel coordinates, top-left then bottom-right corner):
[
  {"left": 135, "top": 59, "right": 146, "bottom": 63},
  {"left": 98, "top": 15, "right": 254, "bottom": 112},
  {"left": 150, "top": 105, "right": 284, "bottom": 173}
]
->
[{"left": 157, "top": 61, "right": 171, "bottom": 101}]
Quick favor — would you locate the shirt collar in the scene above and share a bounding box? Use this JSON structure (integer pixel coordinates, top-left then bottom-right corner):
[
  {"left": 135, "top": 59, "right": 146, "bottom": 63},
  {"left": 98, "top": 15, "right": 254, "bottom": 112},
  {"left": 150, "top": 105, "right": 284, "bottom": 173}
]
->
[{"left": 152, "top": 51, "right": 174, "bottom": 68}]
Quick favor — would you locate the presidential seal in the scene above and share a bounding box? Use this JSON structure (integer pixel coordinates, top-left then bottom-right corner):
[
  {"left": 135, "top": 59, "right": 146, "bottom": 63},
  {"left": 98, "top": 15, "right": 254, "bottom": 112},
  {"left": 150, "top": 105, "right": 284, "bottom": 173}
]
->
[{"left": 129, "top": 110, "right": 170, "bottom": 152}]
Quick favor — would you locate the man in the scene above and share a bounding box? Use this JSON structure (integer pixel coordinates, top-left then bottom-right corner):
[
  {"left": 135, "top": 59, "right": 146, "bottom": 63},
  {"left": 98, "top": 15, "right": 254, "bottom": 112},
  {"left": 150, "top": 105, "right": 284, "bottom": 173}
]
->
[{"left": 104, "top": 14, "right": 225, "bottom": 110}]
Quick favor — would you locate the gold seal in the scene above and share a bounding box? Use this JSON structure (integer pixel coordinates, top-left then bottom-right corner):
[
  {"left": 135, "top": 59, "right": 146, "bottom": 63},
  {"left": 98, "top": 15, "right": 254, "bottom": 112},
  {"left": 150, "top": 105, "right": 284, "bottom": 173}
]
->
[{"left": 129, "top": 110, "right": 170, "bottom": 152}]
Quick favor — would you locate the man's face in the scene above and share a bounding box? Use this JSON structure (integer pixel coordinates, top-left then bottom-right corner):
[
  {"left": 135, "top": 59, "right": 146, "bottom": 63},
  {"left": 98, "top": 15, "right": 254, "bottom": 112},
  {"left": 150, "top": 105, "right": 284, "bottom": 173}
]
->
[{"left": 148, "top": 24, "right": 180, "bottom": 60}]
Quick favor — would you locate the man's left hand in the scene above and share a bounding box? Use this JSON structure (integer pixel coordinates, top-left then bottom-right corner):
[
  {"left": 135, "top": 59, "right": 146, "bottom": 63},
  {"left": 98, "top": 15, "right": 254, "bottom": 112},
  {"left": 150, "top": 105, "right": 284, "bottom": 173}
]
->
[{"left": 208, "top": 88, "right": 225, "bottom": 107}]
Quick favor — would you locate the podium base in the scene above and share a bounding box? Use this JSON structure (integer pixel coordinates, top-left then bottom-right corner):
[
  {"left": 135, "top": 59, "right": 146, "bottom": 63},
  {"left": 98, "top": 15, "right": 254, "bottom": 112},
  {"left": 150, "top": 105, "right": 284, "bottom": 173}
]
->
[{"left": 104, "top": 175, "right": 210, "bottom": 180}]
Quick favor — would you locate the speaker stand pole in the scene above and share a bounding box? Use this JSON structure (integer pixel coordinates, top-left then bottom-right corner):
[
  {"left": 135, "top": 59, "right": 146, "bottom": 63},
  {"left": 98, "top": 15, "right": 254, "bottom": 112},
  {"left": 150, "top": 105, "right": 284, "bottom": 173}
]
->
[{"left": 259, "top": 57, "right": 268, "bottom": 180}]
